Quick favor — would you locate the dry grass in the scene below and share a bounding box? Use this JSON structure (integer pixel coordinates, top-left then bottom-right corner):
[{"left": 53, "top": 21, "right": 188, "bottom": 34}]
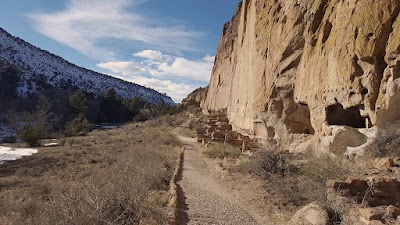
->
[
  {"left": 226, "top": 143, "right": 362, "bottom": 224},
  {"left": 202, "top": 143, "right": 242, "bottom": 159},
  {"left": 366, "top": 122, "right": 400, "bottom": 157},
  {"left": 0, "top": 120, "right": 181, "bottom": 225}
]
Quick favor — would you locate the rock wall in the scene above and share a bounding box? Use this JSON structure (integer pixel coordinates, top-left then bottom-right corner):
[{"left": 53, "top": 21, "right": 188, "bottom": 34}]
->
[
  {"left": 202, "top": 0, "right": 400, "bottom": 143},
  {"left": 195, "top": 112, "right": 260, "bottom": 152}
]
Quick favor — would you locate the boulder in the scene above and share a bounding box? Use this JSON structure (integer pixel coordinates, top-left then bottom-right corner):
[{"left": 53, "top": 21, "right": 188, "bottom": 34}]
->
[
  {"left": 373, "top": 157, "right": 395, "bottom": 170},
  {"left": 288, "top": 203, "right": 330, "bottom": 225},
  {"left": 328, "top": 176, "right": 400, "bottom": 207},
  {"left": 386, "top": 205, "right": 400, "bottom": 218},
  {"left": 358, "top": 207, "right": 385, "bottom": 221}
]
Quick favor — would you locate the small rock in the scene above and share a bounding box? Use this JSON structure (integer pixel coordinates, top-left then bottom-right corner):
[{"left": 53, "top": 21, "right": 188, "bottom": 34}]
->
[
  {"left": 288, "top": 202, "right": 330, "bottom": 225},
  {"left": 358, "top": 207, "right": 385, "bottom": 221},
  {"left": 373, "top": 157, "right": 395, "bottom": 170},
  {"left": 386, "top": 205, "right": 400, "bottom": 218}
]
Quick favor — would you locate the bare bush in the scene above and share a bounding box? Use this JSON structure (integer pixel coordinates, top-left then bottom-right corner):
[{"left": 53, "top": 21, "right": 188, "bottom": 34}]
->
[
  {"left": 367, "top": 122, "right": 400, "bottom": 157},
  {"left": 235, "top": 145, "right": 298, "bottom": 178}
]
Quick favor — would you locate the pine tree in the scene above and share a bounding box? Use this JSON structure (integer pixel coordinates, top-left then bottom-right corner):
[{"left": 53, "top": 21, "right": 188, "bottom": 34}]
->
[{"left": 69, "top": 90, "right": 88, "bottom": 114}]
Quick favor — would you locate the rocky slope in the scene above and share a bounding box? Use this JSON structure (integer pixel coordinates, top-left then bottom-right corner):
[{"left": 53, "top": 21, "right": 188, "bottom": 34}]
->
[
  {"left": 181, "top": 86, "right": 208, "bottom": 106},
  {"left": 0, "top": 28, "right": 174, "bottom": 105},
  {"left": 202, "top": 0, "right": 400, "bottom": 147}
]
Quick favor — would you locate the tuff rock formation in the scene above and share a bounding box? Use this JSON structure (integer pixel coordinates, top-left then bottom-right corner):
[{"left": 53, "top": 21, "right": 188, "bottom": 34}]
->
[
  {"left": 181, "top": 86, "right": 208, "bottom": 106},
  {"left": 202, "top": 0, "right": 400, "bottom": 148}
]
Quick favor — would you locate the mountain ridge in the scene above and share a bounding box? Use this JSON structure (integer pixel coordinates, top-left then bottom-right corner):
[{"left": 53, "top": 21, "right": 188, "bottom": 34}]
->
[{"left": 0, "top": 27, "right": 175, "bottom": 105}]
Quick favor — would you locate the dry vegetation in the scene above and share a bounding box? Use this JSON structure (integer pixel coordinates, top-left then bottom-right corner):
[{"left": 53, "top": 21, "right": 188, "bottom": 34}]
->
[
  {"left": 0, "top": 115, "right": 184, "bottom": 225},
  {"left": 202, "top": 143, "right": 242, "bottom": 159},
  {"left": 203, "top": 142, "right": 363, "bottom": 224},
  {"left": 366, "top": 122, "right": 400, "bottom": 157}
]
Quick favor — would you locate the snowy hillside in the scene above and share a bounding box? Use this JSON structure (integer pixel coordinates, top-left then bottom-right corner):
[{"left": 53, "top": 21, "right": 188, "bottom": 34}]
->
[{"left": 0, "top": 28, "right": 175, "bottom": 105}]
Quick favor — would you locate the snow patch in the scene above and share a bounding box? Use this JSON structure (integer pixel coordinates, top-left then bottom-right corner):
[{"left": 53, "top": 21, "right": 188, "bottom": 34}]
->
[{"left": 0, "top": 146, "right": 38, "bottom": 163}]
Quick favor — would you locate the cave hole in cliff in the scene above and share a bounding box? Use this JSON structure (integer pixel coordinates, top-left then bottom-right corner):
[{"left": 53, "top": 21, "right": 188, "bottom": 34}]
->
[
  {"left": 361, "top": 87, "right": 368, "bottom": 96},
  {"left": 351, "top": 56, "right": 364, "bottom": 82},
  {"left": 322, "top": 21, "right": 332, "bottom": 44},
  {"left": 310, "top": 2, "right": 327, "bottom": 35},
  {"left": 326, "top": 104, "right": 368, "bottom": 128},
  {"left": 286, "top": 103, "right": 315, "bottom": 135},
  {"left": 393, "top": 61, "right": 400, "bottom": 80}
]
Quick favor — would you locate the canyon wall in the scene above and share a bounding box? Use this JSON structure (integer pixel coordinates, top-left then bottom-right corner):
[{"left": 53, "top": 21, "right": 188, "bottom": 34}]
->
[{"left": 202, "top": 0, "right": 400, "bottom": 144}]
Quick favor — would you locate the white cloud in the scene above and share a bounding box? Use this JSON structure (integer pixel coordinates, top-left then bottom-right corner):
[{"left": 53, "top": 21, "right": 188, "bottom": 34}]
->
[
  {"left": 97, "top": 61, "right": 144, "bottom": 75},
  {"left": 100, "top": 50, "right": 214, "bottom": 82},
  {"left": 128, "top": 76, "right": 197, "bottom": 102},
  {"left": 98, "top": 70, "right": 197, "bottom": 102},
  {"left": 134, "top": 50, "right": 163, "bottom": 60},
  {"left": 97, "top": 50, "right": 213, "bottom": 102},
  {"left": 157, "top": 56, "right": 213, "bottom": 82},
  {"left": 28, "top": 0, "right": 201, "bottom": 61},
  {"left": 203, "top": 55, "right": 215, "bottom": 62}
]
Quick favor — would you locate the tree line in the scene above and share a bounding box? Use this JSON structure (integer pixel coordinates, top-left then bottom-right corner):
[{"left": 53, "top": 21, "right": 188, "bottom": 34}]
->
[{"left": 1, "top": 85, "right": 188, "bottom": 146}]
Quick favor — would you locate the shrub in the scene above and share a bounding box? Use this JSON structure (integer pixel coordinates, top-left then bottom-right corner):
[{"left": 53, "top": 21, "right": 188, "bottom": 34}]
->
[
  {"left": 2, "top": 136, "right": 16, "bottom": 143},
  {"left": 18, "top": 125, "right": 45, "bottom": 147},
  {"left": 65, "top": 115, "right": 93, "bottom": 136},
  {"left": 149, "top": 130, "right": 181, "bottom": 147},
  {"left": 188, "top": 120, "right": 196, "bottom": 130},
  {"left": 367, "top": 123, "right": 400, "bottom": 157},
  {"left": 133, "top": 111, "right": 149, "bottom": 122},
  {"left": 236, "top": 146, "right": 298, "bottom": 178},
  {"left": 202, "top": 143, "right": 242, "bottom": 159}
]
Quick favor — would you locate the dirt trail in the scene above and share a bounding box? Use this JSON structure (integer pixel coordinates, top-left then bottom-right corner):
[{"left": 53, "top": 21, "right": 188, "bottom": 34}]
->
[{"left": 171, "top": 120, "right": 260, "bottom": 225}]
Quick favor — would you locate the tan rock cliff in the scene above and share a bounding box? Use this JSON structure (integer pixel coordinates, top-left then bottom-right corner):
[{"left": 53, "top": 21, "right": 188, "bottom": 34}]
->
[
  {"left": 181, "top": 86, "right": 208, "bottom": 106},
  {"left": 202, "top": 0, "right": 400, "bottom": 144}
]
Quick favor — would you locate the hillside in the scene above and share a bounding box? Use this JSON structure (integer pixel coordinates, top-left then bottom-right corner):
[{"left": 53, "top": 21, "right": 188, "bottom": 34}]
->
[{"left": 0, "top": 27, "right": 174, "bottom": 105}]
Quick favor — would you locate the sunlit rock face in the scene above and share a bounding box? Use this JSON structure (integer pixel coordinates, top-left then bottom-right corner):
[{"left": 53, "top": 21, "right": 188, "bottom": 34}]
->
[{"left": 203, "top": 0, "right": 400, "bottom": 142}]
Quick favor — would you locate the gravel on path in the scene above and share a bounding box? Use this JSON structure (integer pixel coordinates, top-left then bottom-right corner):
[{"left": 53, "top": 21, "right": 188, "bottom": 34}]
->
[{"left": 172, "top": 121, "right": 259, "bottom": 225}]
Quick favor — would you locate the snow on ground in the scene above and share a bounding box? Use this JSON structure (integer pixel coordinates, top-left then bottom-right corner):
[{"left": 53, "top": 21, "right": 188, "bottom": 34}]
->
[
  {"left": 0, "top": 146, "right": 38, "bottom": 163},
  {"left": 43, "top": 143, "right": 59, "bottom": 147}
]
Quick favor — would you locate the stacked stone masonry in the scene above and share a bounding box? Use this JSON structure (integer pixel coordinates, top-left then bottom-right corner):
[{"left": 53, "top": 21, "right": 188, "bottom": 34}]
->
[{"left": 196, "top": 113, "right": 260, "bottom": 152}]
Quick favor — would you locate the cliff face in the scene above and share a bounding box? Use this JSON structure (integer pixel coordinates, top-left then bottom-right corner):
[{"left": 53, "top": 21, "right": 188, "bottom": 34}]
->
[
  {"left": 203, "top": 0, "right": 400, "bottom": 140},
  {"left": 181, "top": 86, "right": 208, "bottom": 106}
]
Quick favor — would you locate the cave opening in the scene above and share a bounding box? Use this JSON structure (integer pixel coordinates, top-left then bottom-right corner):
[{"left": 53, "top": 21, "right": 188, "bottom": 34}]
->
[
  {"left": 326, "top": 104, "right": 368, "bottom": 128},
  {"left": 286, "top": 103, "right": 315, "bottom": 135}
]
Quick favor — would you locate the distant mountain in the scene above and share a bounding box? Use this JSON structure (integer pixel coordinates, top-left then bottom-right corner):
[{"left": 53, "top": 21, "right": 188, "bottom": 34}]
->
[{"left": 0, "top": 27, "right": 175, "bottom": 105}]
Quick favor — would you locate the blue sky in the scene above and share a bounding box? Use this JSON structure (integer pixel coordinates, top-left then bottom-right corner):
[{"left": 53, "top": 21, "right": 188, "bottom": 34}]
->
[{"left": 0, "top": 0, "right": 240, "bottom": 102}]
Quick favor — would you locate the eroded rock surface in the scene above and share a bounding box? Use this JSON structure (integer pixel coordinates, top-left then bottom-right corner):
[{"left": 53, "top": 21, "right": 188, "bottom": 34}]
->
[
  {"left": 288, "top": 203, "right": 330, "bottom": 225},
  {"left": 181, "top": 86, "right": 208, "bottom": 107},
  {"left": 202, "top": 0, "right": 400, "bottom": 141}
]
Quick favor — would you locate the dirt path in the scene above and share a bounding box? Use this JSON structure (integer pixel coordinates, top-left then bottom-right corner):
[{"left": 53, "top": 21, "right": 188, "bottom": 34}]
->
[{"left": 171, "top": 120, "right": 259, "bottom": 225}]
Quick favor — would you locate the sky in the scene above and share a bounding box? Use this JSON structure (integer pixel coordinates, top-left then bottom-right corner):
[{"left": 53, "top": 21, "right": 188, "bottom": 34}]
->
[{"left": 0, "top": 0, "right": 240, "bottom": 102}]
